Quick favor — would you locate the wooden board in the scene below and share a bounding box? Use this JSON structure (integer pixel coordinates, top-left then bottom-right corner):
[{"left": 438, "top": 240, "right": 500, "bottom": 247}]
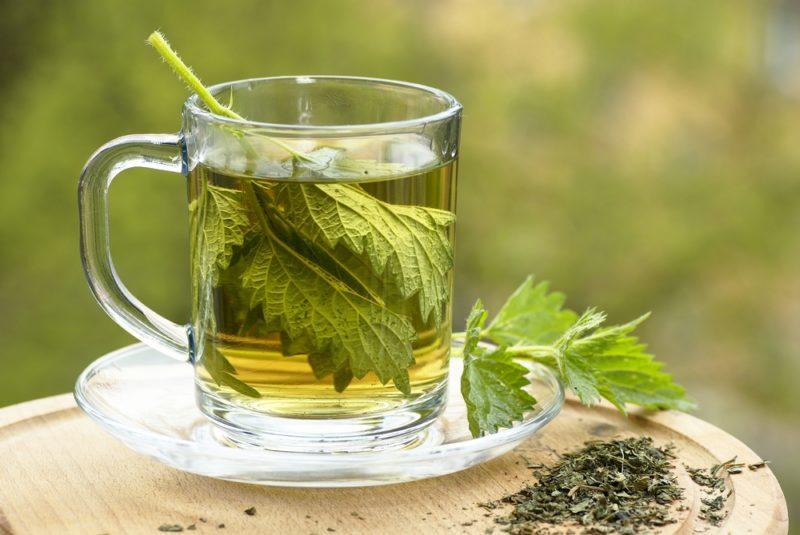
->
[{"left": 0, "top": 394, "right": 788, "bottom": 534}]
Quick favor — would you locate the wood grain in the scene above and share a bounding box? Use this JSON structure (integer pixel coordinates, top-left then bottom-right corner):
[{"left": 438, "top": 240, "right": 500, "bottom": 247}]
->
[{"left": 0, "top": 394, "right": 788, "bottom": 534}]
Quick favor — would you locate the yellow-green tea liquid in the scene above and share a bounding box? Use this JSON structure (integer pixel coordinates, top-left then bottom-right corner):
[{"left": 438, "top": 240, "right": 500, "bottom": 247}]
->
[{"left": 189, "top": 161, "right": 456, "bottom": 418}]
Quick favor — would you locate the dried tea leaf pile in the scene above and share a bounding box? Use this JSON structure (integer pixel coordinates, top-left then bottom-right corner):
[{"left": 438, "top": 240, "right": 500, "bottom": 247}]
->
[{"left": 491, "top": 437, "right": 683, "bottom": 534}]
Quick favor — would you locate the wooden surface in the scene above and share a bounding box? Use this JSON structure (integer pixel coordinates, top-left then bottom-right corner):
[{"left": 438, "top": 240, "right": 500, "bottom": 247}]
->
[{"left": 0, "top": 394, "right": 788, "bottom": 535}]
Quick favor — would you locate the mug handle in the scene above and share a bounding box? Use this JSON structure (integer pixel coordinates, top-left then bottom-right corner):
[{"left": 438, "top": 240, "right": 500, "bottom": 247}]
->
[{"left": 78, "top": 134, "right": 190, "bottom": 362}]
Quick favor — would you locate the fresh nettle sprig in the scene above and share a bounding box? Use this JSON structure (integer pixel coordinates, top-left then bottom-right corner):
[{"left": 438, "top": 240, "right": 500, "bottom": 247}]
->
[
  {"left": 146, "top": 31, "right": 693, "bottom": 439},
  {"left": 459, "top": 277, "right": 694, "bottom": 437}
]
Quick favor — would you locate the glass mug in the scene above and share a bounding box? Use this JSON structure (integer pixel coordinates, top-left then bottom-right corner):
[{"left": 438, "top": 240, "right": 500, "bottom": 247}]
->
[{"left": 79, "top": 77, "right": 461, "bottom": 452}]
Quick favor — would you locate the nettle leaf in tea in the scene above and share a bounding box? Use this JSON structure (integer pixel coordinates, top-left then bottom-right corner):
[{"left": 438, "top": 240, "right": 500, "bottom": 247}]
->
[
  {"left": 195, "top": 172, "right": 452, "bottom": 401},
  {"left": 194, "top": 176, "right": 426, "bottom": 393},
  {"left": 194, "top": 185, "right": 253, "bottom": 283},
  {"left": 240, "top": 232, "right": 417, "bottom": 393},
  {"left": 270, "top": 179, "right": 455, "bottom": 325},
  {"left": 461, "top": 276, "right": 694, "bottom": 436},
  {"left": 204, "top": 346, "right": 261, "bottom": 399}
]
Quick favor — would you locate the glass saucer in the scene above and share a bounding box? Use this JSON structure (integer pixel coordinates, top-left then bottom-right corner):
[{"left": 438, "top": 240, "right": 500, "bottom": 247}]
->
[{"left": 74, "top": 342, "right": 564, "bottom": 487}]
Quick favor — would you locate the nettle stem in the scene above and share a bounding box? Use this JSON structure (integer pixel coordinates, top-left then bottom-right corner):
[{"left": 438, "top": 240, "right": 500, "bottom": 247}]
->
[
  {"left": 146, "top": 31, "right": 318, "bottom": 164},
  {"left": 505, "top": 344, "right": 553, "bottom": 358},
  {"left": 451, "top": 332, "right": 553, "bottom": 360}
]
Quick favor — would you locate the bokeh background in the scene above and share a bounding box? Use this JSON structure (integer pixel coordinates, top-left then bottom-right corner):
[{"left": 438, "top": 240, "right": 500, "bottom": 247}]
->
[{"left": 1, "top": 0, "right": 797, "bottom": 518}]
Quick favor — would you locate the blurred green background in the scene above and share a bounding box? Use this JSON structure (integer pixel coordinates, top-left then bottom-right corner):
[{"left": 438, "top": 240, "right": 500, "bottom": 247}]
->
[{"left": 1, "top": 0, "right": 797, "bottom": 519}]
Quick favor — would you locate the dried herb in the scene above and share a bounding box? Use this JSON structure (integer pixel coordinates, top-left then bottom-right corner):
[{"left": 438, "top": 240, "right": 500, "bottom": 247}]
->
[
  {"left": 748, "top": 460, "right": 770, "bottom": 471},
  {"left": 710, "top": 456, "right": 745, "bottom": 475},
  {"left": 244, "top": 507, "right": 257, "bottom": 516},
  {"left": 686, "top": 457, "right": 738, "bottom": 526},
  {"left": 490, "top": 437, "right": 683, "bottom": 534},
  {"left": 158, "top": 525, "right": 183, "bottom": 533}
]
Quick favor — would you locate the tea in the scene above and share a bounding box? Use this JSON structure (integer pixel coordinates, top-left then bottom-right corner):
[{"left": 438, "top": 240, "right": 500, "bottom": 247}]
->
[{"left": 189, "top": 156, "right": 457, "bottom": 417}]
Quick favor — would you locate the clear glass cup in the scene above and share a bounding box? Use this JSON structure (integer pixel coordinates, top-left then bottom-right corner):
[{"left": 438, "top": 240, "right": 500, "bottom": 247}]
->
[{"left": 79, "top": 76, "right": 462, "bottom": 452}]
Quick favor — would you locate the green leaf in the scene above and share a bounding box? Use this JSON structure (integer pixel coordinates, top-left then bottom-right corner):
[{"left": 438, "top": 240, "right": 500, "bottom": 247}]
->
[
  {"left": 266, "top": 178, "right": 455, "bottom": 324},
  {"left": 470, "top": 276, "right": 694, "bottom": 422},
  {"left": 288, "top": 147, "right": 412, "bottom": 180},
  {"left": 548, "top": 308, "right": 606, "bottom": 404},
  {"left": 538, "top": 309, "right": 695, "bottom": 411},
  {"left": 283, "top": 332, "right": 356, "bottom": 392},
  {"left": 569, "top": 314, "right": 695, "bottom": 411},
  {"left": 308, "top": 352, "right": 355, "bottom": 393},
  {"left": 461, "top": 300, "right": 537, "bottom": 437},
  {"left": 485, "top": 276, "right": 577, "bottom": 345},
  {"left": 464, "top": 299, "right": 488, "bottom": 356},
  {"left": 252, "top": 184, "right": 389, "bottom": 306},
  {"left": 461, "top": 348, "right": 537, "bottom": 437},
  {"left": 552, "top": 311, "right": 693, "bottom": 411},
  {"left": 241, "top": 233, "right": 416, "bottom": 393},
  {"left": 196, "top": 185, "right": 253, "bottom": 283},
  {"left": 204, "top": 347, "right": 261, "bottom": 398}
]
